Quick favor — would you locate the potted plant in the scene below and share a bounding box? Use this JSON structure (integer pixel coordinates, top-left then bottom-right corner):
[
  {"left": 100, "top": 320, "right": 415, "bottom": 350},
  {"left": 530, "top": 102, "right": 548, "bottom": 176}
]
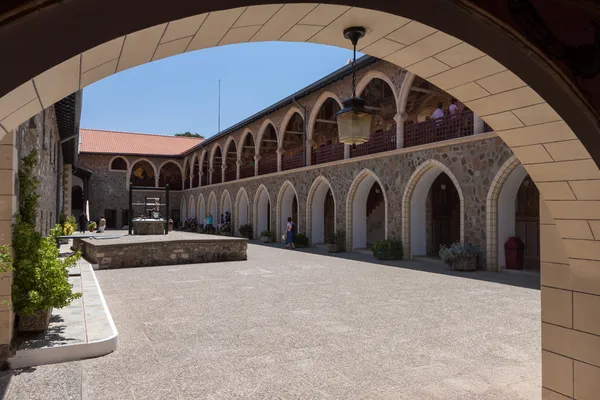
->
[
  {"left": 88, "top": 221, "right": 97, "bottom": 232},
  {"left": 12, "top": 150, "right": 82, "bottom": 332},
  {"left": 325, "top": 230, "right": 346, "bottom": 253},
  {"left": 239, "top": 224, "right": 253, "bottom": 239},
  {"left": 439, "top": 242, "right": 478, "bottom": 271},
  {"left": 294, "top": 233, "right": 309, "bottom": 248},
  {"left": 372, "top": 240, "right": 403, "bottom": 260},
  {"left": 260, "top": 230, "right": 275, "bottom": 243}
]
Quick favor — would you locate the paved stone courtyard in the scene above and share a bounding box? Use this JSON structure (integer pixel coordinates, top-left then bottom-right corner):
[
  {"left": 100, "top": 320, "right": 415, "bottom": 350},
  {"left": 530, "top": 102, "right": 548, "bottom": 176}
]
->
[{"left": 0, "top": 244, "right": 540, "bottom": 399}]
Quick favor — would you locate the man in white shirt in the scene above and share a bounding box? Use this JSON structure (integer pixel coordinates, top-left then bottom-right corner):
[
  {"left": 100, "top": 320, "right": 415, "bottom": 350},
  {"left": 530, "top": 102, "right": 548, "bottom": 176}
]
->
[
  {"left": 432, "top": 103, "right": 444, "bottom": 119},
  {"left": 448, "top": 99, "right": 459, "bottom": 116}
]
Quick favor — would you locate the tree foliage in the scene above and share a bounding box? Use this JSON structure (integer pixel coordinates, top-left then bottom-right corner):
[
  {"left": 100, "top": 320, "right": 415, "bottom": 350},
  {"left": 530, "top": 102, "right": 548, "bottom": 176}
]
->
[{"left": 175, "top": 131, "right": 204, "bottom": 138}]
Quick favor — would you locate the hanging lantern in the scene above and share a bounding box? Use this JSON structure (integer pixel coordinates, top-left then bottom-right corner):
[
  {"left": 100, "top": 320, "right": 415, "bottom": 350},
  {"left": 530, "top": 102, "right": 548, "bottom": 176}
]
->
[{"left": 336, "top": 27, "right": 374, "bottom": 145}]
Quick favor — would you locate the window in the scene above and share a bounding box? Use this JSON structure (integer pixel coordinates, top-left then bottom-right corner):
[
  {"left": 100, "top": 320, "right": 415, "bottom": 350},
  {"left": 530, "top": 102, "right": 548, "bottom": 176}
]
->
[{"left": 110, "top": 157, "right": 128, "bottom": 171}]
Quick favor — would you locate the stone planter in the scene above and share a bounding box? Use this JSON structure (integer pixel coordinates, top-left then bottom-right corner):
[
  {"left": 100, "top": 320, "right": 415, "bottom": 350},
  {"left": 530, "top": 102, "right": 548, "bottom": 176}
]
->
[
  {"left": 261, "top": 236, "right": 275, "bottom": 243},
  {"left": 452, "top": 258, "right": 477, "bottom": 271},
  {"left": 18, "top": 308, "right": 52, "bottom": 332},
  {"left": 326, "top": 243, "right": 343, "bottom": 253}
]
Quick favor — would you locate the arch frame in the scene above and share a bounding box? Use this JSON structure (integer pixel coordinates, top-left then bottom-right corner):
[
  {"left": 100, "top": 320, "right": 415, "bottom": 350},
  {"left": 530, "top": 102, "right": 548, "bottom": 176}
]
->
[
  {"left": 196, "top": 193, "right": 205, "bottom": 220},
  {"left": 181, "top": 196, "right": 188, "bottom": 221},
  {"left": 108, "top": 155, "right": 129, "bottom": 172},
  {"left": 276, "top": 180, "right": 300, "bottom": 238},
  {"left": 345, "top": 168, "right": 389, "bottom": 251},
  {"left": 401, "top": 159, "right": 465, "bottom": 259},
  {"left": 209, "top": 143, "right": 223, "bottom": 169},
  {"left": 256, "top": 118, "right": 279, "bottom": 153},
  {"left": 129, "top": 157, "right": 159, "bottom": 188},
  {"left": 219, "top": 189, "right": 233, "bottom": 217},
  {"left": 306, "top": 175, "right": 337, "bottom": 245},
  {"left": 188, "top": 194, "right": 196, "bottom": 219},
  {"left": 278, "top": 106, "right": 305, "bottom": 148},
  {"left": 307, "top": 91, "right": 344, "bottom": 142},
  {"left": 207, "top": 191, "right": 218, "bottom": 217},
  {"left": 253, "top": 184, "right": 271, "bottom": 239},
  {"left": 355, "top": 70, "right": 400, "bottom": 113},
  {"left": 237, "top": 128, "right": 256, "bottom": 160},
  {"left": 234, "top": 187, "right": 250, "bottom": 236},
  {"left": 223, "top": 136, "right": 238, "bottom": 162}
]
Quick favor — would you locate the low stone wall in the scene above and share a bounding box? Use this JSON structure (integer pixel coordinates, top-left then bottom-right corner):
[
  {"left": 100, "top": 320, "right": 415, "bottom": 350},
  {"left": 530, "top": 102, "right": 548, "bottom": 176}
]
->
[
  {"left": 73, "top": 233, "right": 247, "bottom": 269},
  {"left": 132, "top": 219, "right": 165, "bottom": 235}
]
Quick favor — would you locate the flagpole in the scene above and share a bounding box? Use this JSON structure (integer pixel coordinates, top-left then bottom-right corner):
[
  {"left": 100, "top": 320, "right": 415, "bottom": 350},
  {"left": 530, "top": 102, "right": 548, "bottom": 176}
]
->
[{"left": 218, "top": 79, "right": 221, "bottom": 133}]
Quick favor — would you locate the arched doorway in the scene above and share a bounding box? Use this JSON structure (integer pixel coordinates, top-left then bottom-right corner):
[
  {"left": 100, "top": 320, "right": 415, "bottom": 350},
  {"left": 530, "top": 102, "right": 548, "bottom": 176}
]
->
[
  {"left": 181, "top": 197, "right": 187, "bottom": 221},
  {"left": 220, "top": 190, "right": 232, "bottom": 225},
  {"left": 235, "top": 189, "right": 250, "bottom": 236},
  {"left": 515, "top": 175, "right": 540, "bottom": 271},
  {"left": 158, "top": 161, "right": 183, "bottom": 191},
  {"left": 130, "top": 160, "right": 156, "bottom": 187},
  {"left": 427, "top": 173, "right": 461, "bottom": 255},
  {"left": 277, "top": 182, "right": 298, "bottom": 238},
  {"left": 347, "top": 169, "right": 387, "bottom": 251},
  {"left": 310, "top": 96, "right": 343, "bottom": 166},
  {"left": 207, "top": 192, "right": 218, "bottom": 218},
  {"left": 188, "top": 195, "right": 196, "bottom": 220},
  {"left": 280, "top": 111, "right": 305, "bottom": 171},
  {"left": 239, "top": 131, "right": 255, "bottom": 179},
  {"left": 254, "top": 185, "right": 271, "bottom": 238},
  {"left": 71, "top": 185, "right": 84, "bottom": 213},
  {"left": 307, "top": 177, "right": 336, "bottom": 245},
  {"left": 258, "top": 123, "right": 278, "bottom": 176},
  {"left": 197, "top": 195, "right": 206, "bottom": 225}
]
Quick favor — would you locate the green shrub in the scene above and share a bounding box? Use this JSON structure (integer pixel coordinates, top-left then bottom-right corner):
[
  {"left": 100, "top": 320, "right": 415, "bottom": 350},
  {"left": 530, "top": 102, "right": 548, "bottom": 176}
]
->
[
  {"left": 239, "top": 224, "right": 253, "bottom": 239},
  {"left": 12, "top": 150, "right": 82, "bottom": 316},
  {"left": 294, "top": 233, "right": 309, "bottom": 248},
  {"left": 372, "top": 240, "right": 403, "bottom": 260},
  {"left": 438, "top": 242, "right": 477, "bottom": 266},
  {"left": 88, "top": 221, "right": 97, "bottom": 231},
  {"left": 260, "top": 230, "right": 275, "bottom": 238}
]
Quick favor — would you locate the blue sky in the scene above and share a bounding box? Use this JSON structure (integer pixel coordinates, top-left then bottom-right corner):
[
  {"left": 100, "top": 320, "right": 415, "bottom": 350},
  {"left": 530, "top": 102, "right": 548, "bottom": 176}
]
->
[{"left": 80, "top": 42, "right": 357, "bottom": 138}]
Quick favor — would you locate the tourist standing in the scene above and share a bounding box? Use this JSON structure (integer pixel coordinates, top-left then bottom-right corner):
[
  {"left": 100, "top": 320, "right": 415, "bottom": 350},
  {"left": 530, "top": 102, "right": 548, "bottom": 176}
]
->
[
  {"left": 431, "top": 103, "right": 444, "bottom": 119},
  {"left": 78, "top": 212, "right": 88, "bottom": 234},
  {"left": 98, "top": 216, "right": 106, "bottom": 233},
  {"left": 206, "top": 213, "right": 213, "bottom": 234},
  {"left": 285, "top": 217, "right": 295, "bottom": 249}
]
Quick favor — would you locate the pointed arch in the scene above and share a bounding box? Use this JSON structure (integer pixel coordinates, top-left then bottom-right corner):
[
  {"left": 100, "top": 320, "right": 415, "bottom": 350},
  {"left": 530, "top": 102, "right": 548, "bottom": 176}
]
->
[
  {"left": 234, "top": 188, "right": 250, "bottom": 236},
  {"left": 276, "top": 180, "right": 300, "bottom": 238},
  {"left": 486, "top": 155, "right": 530, "bottom": 271},
  {"left": 220, "top": 189, "right": 233, "bottom": 217},
  {"left": 356, "top": 70, "right": 399, "bottom": 111},
  {"left": 306, "top": 176, "right": 337, "bottom": 245},
  {"left": 257, "top": 118, "right": 279, "bottom": 148},
  {"left": 307, "top": 91, "right": 343, "bottom": 141},
  {"left": 199, "top": 149, "right": 209, "bottom": 186},
  {"left": 188, "top": 194, "right": 196, "bottom": 219},
  {"left": 209, "top": 144, "right": 223, "bottom": 169},
  {"left": 129, "top": 158, "right": 158, "bottom": 187},
  {"left": 398, "top": 72, "right": 416, "bottom": 114},
  {"left": 109, "top": 156, "right": 129, "bottom": 172},
  {"left": 401, "top": 159, "right": 465, "bottom": 259},
  {"left": 278, "top": 106, "right": 304, "bottom": 148},
  {"left": 346, "top": 169, "right": 389, "bottom": 251},
  {"left": 238, "top": 128, "right": 256, "bottom": 159},
  {"left": 207, "top": 191, "right": 218, "bottom": 218},
  {"left": 181, "top": 196, "right": 187, "bottom": 221},
  {"left": 190, "top": 152, "right": 199, "bottom": 188},
  {"left": 196, "top": 194, "right": 206, "bottom": 222},
  {"left": 158, "top": 160, "right": 183, "bottom": 191},
  {"left": 253, "top": 184, "right": 271, "bottom": 239}
]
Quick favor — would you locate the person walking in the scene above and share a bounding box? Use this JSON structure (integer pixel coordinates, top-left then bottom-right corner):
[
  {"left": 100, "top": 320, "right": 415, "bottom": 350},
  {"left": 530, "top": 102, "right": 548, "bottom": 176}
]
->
[
  {"left": 285, "top": 217, "right": 295, "bottom": 249},
  {"left": 78, "top": 212, "right": 88, "bottom": 234}
]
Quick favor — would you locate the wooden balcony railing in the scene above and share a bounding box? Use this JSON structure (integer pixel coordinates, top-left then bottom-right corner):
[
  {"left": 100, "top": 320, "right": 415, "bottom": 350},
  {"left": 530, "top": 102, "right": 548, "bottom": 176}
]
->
[
  {"left": 404, "top": 111, "right": 474, "bottom": 148},
  {"left": 258, "top": 155, "right": 278, "bottom": 176},
  {"left": 282, "top": 148, "right": 304, "bottom": 171},
  {"left": 239, "top": 164, "right": 254, "bottom": 179},
  {"left": 225, "top": 169, "right": 237, "bottom": 182},
  {"left": 350, "top": 130, "right": 396, "bottom": 158},
  {"left": 212, "top": 172, "right": 222, "bottom": 185},
  {"left": 311, "top": 143, "right": 344, "bottom": 166}
]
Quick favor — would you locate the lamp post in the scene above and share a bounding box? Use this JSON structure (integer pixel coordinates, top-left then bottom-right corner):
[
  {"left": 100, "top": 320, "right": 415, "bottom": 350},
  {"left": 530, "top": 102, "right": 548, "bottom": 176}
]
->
[{"left": 336, "top": 27, "right": 374, "bottom": 145}]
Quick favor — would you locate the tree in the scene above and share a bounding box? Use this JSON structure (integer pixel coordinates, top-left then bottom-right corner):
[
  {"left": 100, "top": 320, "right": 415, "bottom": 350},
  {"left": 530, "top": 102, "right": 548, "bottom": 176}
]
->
[{"left": 175, "top": 131, "right": 204, "bottom": 138}]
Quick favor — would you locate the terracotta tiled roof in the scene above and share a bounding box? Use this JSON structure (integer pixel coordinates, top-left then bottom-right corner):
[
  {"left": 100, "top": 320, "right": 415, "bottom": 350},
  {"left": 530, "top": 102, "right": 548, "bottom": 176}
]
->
[{"left": 79, "top": 129, "right": 203, "bottom": 156}]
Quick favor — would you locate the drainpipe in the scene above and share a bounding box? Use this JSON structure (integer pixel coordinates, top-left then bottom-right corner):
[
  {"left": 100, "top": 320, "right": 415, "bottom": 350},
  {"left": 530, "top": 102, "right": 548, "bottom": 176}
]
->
[
  {"left": 292, "top": 97, "right": 308, "bottom": 168},
  {"left": 56, "top": 140, "right": 61, "bottom": 223}
]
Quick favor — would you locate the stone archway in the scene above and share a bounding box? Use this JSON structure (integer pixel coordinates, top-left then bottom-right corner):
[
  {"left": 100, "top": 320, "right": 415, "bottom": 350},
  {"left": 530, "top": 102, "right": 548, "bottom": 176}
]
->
[
  {"left": 181, "top": 197, "right": 187, "bottom": 221},
  {"left": 207, "top": 191, "right": 218, "bottom": 218},
  {"left": 234, "top": 188, "right": 250, "bottom": 236},
  {"left": 276, "top": 181, "right": 299, "bottom": 238},
  {"left": 253, "top": 185, "right": 271, "bottom": 238},
  {"left": 188, "top": 194, "right": 196, "bottom": 220},
  {"left": 197, "top": 194, "right": 206, "bottom": 223},
  {"left": 402, "top": 159, "right": 464, "bottom": 259},
  {"left": 220, "top": 190, "right": 232, "bottom": 223},
  {"left": 306, "top": 176, "right": 336, "bottom": 245},
  {"left": 346, "top": 169, "right": 388, "bottom": 251}
]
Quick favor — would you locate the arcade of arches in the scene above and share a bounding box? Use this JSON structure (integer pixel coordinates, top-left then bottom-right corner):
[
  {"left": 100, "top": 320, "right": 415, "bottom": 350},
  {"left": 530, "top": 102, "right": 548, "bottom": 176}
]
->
[{"left": 2, "top": 2, "right": 600, "bottom": 396}]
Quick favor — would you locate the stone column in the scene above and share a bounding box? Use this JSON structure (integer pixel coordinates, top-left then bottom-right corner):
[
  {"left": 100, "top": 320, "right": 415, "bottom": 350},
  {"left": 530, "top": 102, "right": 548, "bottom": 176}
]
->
[
  {"left": 276, "top": 148, "right": 284, "bottom": 172},
  {"left": 306, "top": 139, "right": 314, "bottom": 166},
  {"left": 221, "top": 164, "right": 227, "bottom": 183},
  {"left": 236, "top": 159, "right": 242, "bottom": 180},
  {"left": 62, "top": 163, "right": 72, "bottom": 216},
  {"left": 208, "top": 168, "right": 214, "bottom": 185},
  {"left": 198, "top": 172, "right": 203, "bottom": 187},
  {"left": 254, "top": 154, "right": 261, "bottom": 177},
  {"left": 0, "top": 130, "right": 16, "bottom": 359},
  {"left": 394, "top": 112, "right": 406, "bottom": 149},
  {"left": 473, "top": 114, "right": 485, "bottom": 134},
  {"left": 344, "top": 144, "right": 350, "bottom": 160}
]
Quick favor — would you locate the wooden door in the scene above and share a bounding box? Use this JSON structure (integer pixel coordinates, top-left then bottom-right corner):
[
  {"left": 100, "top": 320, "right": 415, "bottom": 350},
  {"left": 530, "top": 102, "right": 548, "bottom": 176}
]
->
[
  {"left": 431, "top": 173, "right": 460, "bottom": 253},
  {"left": 104, "top": 209, "right": 117, "bottom": 229},
  {"left": 324, "top": 189, "right": 335, "bottom": 240},
  {"left": 515, "top": 175, "right": 540, "bottom": 270}
]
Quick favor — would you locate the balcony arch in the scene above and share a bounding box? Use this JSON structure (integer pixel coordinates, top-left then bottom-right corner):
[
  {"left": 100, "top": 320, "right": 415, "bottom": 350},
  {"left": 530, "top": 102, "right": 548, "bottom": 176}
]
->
[
  {"left": 109, "top": 156, "right": 129, "bottom": 172},
  {"left": 223, "top": 137, "right": 238, "bottom": 182},
  {"left": 129, "top": 158, "right": 158, "bottom": 188},
  {"left": 280, "top": 107, "right": 305, "bottom": 172},
  {"left": 157, "top": 160, "right": 183, "bottom": 191},
  {"left": 210, "top": 144, "right": 223, "bottom": 185},
  {"left": 234, "top": 188, "right": 250, "bottom": 236},
  {"left": 307, "top": 92, "right": 343, "bottom": 166},
  {"left": 238, "top": 129, "right": 256, "bottom": 180},
  {"left": 257, "top": 120, "right": 278, "bottom": 176}
]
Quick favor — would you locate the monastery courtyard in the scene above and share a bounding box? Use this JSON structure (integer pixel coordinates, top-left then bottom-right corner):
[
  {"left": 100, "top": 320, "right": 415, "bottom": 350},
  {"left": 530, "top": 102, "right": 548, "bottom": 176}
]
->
[{"left": 0, "top": 243, "right": 539, "bottom": 400}]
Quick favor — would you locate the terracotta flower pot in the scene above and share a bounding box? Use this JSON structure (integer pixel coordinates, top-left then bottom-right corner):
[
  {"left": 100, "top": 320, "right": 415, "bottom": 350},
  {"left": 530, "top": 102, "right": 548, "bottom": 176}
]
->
[{"left": 18, "top": 308, "right": 52, "bottom": 332}]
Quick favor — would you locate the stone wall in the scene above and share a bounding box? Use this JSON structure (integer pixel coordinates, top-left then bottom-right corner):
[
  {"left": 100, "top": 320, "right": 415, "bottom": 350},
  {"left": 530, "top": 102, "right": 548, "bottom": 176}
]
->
[{"left": 14, "top": 107, "right": 62, "bottom": 236}]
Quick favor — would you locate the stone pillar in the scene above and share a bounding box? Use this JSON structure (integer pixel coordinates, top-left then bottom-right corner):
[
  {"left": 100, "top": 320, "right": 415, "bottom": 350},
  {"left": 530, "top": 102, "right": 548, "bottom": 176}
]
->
[
  {"left": 473, "top": 114, "right": 484, "bottom": 134},
  {"left": 208, "top": 168, "right": 214, "bottom": 185},
  {"left": 276, "top": 149, "right": 284, "bottom": 172},
  {"left": 306, "top": 139, "right": 314, "bottom": 166},
  {"left": 344, "top": 144, "right": 350, "bottom": 160},
  {"left": 221, "top": 164, "right": 227, "bottom": 183},
  {"left": 0, "top": 131, "right": 16, "bottom": 359},
  {"left": 198, "top": 172, "right": 203, "bottom": 187},
  {"left": 394, "top": 112, "right": 406, "bottom": 149},
  {"left": 254, "top": 154, "right": 261, "bottom": 177},
  {"left": 236, "top": 160, "right": 242, "bottom": 180},
  {"left": 62, "top": 163, "right": 72, "bottom": 216}
]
